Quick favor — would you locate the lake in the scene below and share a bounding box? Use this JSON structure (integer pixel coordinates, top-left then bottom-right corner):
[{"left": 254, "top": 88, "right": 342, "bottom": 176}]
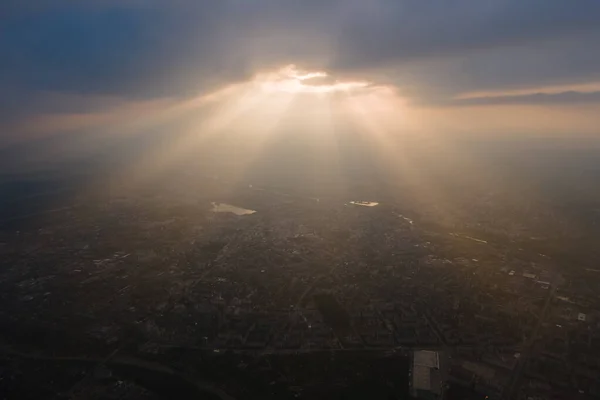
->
[
  {"left": 211, "top": 202, "right": 256, "bottom": 216},
  {"left": 350, "top": 201, "right": 379, "bottom": 207}
]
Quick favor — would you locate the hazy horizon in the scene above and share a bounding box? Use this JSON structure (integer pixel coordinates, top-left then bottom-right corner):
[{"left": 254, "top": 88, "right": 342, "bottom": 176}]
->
[{"left": 2, "top": 2, "right": 600, "bottom": 151}]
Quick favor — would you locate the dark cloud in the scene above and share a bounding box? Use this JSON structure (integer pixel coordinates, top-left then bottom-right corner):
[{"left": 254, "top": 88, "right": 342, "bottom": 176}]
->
[
  {"left": 332, "top": 1, "right": 600, "bottom": 70},
  {"left": 386, "top": 31, "right": 600, "bottom": 105},
  {"left": 451, "top": 91, "right": 600, "bottom": 106},
  {"left": 0, "top": 3, "right": 247, "bottom": 97},
  {"left": 2, "top": 0, "right": 600, "bottom": 118}
]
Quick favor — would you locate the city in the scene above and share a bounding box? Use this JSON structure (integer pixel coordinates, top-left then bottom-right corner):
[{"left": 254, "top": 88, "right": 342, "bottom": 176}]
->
[
  {"left": 2, "top": 1, "right": 600, "bottom": 399},
  {"left": 1, "top": 172, "right": 599, "bottom": 399}
]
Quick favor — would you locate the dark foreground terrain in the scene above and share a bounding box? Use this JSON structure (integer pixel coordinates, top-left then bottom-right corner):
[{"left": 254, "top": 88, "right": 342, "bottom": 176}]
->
[{"left": 1, "top": 135, "right": 600, "bottom": 399}]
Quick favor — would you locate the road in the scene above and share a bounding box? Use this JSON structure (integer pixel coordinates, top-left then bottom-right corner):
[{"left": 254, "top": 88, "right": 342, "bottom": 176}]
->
[{"left": 504, "top": 281, "right": 557, "bottom": 399}]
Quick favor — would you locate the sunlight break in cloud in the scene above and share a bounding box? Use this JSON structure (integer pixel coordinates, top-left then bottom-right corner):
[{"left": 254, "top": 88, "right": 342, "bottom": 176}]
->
[{"left": 257, "top": 65, "right": 370, "bottom": 94}]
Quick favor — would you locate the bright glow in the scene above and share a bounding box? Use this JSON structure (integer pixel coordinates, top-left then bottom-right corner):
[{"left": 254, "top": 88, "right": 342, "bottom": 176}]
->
[
  {"left": 101, "top": 64, "right": 418, "bottom": 195},
  {"left": 257, "top": 65, "right": 370, "bottom": 94}
]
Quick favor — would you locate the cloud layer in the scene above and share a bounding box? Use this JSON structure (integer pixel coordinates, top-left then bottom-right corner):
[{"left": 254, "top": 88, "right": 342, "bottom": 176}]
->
[{"left": 2, "top": 0, "right": 600, "bottom": 143}]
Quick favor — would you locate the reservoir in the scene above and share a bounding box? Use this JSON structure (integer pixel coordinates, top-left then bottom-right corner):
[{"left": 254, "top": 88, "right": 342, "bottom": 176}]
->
[
  {"left": 211, "top": 202, "right": 256, "bottom": 216},
  {"left": 350, "top": 201, "right": 379, "bottom": 207}
]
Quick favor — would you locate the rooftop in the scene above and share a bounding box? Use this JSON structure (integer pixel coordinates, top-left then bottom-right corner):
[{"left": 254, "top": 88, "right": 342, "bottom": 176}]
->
[
  {"left": 413, "top": 365, "right": 431, "bottom": 391},
  {"left": 414, "top": 350, "right": 439, "bottom": 369}
]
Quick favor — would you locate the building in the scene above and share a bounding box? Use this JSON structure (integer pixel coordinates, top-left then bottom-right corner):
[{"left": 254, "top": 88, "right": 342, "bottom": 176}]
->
[{"left": 410, "top": 350, "right": 442, "bottom": 399}]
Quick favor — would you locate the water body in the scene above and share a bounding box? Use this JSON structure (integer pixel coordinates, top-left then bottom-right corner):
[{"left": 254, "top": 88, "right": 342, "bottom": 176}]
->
[
  {"left": 463, "top": 235, "right": 488, "bottom": 244},
  {"left": 449, "top": 233, "right": 488, "bottom": 244},
  {"left": 211, "top": 202, "right": 256, "bottom": 216},
  {"left": 350, "top": 201, "right": 379, "bottom": 207},
  {"left": 397, "top": 214, "right": 414, "bottom": 225},
  {"left": 557, "top": 296, "right": 574, "bottom": 303}
]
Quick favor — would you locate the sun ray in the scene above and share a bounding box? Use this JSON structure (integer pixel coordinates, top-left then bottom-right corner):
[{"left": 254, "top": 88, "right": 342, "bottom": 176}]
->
[
  {"left": 74, "top": 64, "right": 430, "bottom": 207},
  {"left": 339, "top": 87, "right": 465, "bottom": 227}
]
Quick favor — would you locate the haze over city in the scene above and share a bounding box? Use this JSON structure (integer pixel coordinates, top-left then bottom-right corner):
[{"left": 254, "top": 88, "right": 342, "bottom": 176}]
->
[{"left": 1, "top": 2, "right": 600, "bottom": 399}]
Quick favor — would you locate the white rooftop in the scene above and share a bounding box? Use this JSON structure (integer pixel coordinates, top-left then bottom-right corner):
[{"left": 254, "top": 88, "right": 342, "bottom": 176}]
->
[
  {"left": 414, "top": 350, "right": 440, "bottom": 369},
  {"left": 412, "top": 365, "right": 431, "bottom": 391}
]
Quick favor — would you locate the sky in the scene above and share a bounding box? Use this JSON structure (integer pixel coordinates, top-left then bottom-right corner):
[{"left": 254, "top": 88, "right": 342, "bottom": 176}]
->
[{"left": 2, "top": 0, "right": 600, "bottom": 150}]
